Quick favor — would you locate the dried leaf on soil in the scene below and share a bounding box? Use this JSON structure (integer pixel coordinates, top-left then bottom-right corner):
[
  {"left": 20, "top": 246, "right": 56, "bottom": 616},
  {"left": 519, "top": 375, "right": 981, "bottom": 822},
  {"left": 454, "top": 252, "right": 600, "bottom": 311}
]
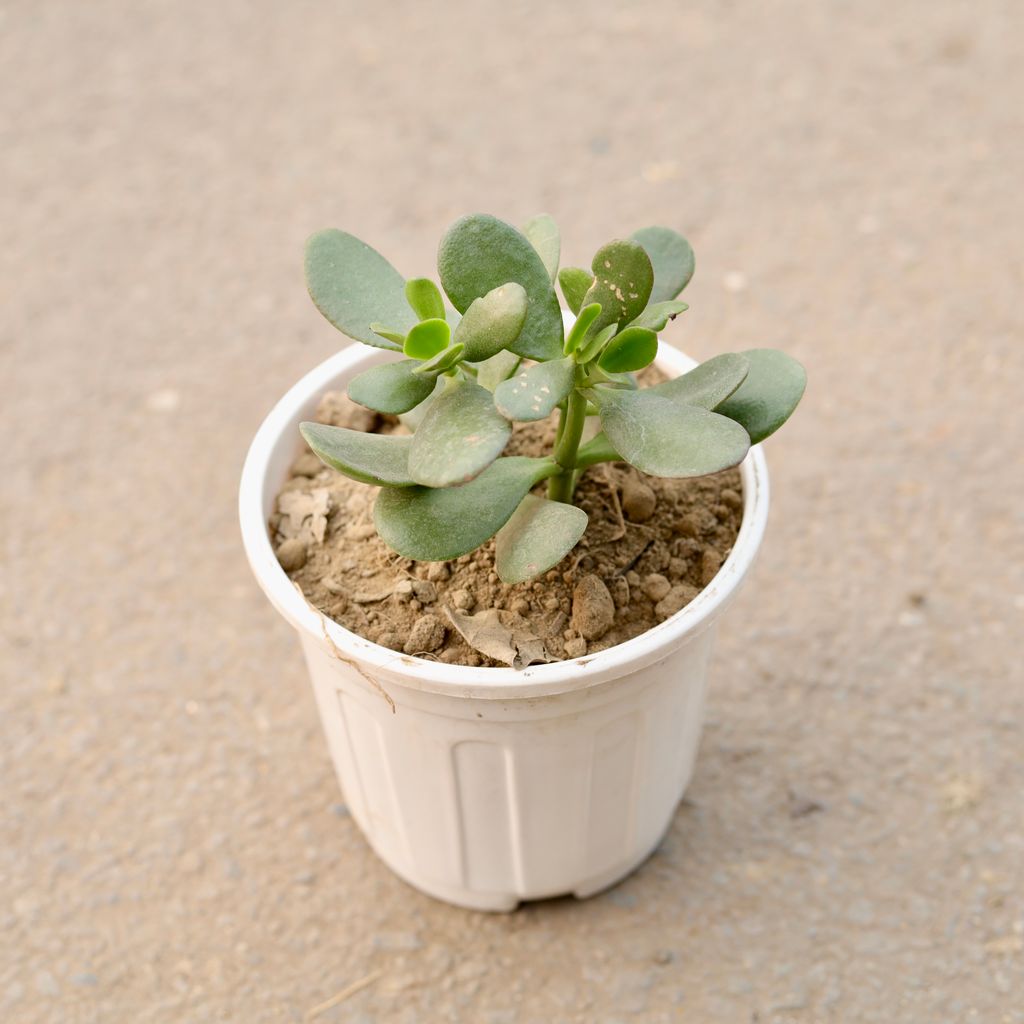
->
[
  {"left": 277, "top": 487, "right": 331, "bottom": 544},
  {"left": 445, "top": 607, "right": 554, "bottom": 669}
]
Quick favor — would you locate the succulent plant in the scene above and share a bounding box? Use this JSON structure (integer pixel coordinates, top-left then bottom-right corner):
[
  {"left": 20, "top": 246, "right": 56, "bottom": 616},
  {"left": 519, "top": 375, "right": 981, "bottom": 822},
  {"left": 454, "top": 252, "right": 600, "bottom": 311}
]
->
[{"left": 300, "top": 214, "right": 805, "bottom": 584}]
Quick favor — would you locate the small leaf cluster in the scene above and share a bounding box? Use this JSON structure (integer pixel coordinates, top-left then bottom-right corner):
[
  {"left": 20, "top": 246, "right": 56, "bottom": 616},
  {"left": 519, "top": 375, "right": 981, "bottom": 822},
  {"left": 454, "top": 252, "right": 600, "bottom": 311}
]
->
[{"left": 300, "top": 214, "right": 805, "bottom": 584}]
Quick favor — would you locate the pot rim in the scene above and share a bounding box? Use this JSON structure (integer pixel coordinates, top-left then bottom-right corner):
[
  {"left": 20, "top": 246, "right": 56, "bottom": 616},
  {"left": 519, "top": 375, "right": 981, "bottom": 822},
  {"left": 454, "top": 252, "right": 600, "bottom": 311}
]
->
[{"left": 240, "top": 340, "right": 770, "bottom": 700}]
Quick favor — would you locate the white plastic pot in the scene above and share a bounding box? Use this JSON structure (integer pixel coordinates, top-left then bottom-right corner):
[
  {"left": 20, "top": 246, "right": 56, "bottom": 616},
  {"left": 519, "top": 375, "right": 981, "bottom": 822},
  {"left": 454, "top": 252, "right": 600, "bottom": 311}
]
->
[{"left": 240, "top": 340, "right": 769, "bottom": 911}]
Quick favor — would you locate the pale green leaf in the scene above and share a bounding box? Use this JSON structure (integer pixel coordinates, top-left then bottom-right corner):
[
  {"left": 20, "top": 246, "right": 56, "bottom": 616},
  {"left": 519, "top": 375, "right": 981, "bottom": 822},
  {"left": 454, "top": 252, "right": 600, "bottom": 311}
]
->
[
  {"left": 627, "top": 300, "right": 689, "bottom": 332},
  {"left": 299, "top": 422, "right": 415, "bottom": 487},
  {"left": 589, "top": 387, "right": 750, "bottom": 477},
  {"left": 631, "top": 226, "right": 695, "bottom": 301},
  {"left": 404, "top": 318, "right": 451, "bottom": 359},
  {"left": 411, "top": 342, "right": 465, "bottom": 376},
  {"left": 598, "top": 327, "right": 658, "bottom": 373},
  {"left": 451, "top": 281, "right": 528, "bottom": 362},
  {"left": 374, "top": 457, "right": 556, "bottom": 561},
  {"left": 714, "top": 349, "right": 806, "bottom": 443},
  {"left": 579, "top": 239, "right": 654, "bottom": 337},
  {"left": 648, "top": 353, "right": 749, "bottom": 408},
  {"left": 577, "top": 322, "right": 618, "bottom": 364},
  {"left": 438, "top": 214, "right": 563, "bottom": 360},
  {"left": 305, "top": 229, "right": 415, "bottom": 349},
  {"left": 563, "top": 302, "right": 602, "bottom": 355},
  {"left": 347, "top": 359, "right": 437, "bottom": 414},
  {"left": 494, "top": 356, "right": 576, "bottom": 421},
  {"left": 405, "top": 278, "right": 446, "bottom": 321},
  {"left": 473, "top": 350, "right": 521, "bottom": 392},
  {"left": 558, "top": 267, "right": 594, "bottom": 315},
  {"left": 522, "top": 214, "right": 560, "bottom": 283},
  {"left": 408, "top": 379, "right": 512, "bottom": 486},
  {"left": 495, "top": 494, "right": 588, "bottom": 584}
]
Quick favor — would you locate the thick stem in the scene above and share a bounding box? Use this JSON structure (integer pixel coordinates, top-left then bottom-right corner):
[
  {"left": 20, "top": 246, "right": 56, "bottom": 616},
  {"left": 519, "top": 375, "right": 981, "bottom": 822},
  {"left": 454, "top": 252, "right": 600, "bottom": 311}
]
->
[{"left": 547, "top": 381, "right": 588, "bottom": 503}]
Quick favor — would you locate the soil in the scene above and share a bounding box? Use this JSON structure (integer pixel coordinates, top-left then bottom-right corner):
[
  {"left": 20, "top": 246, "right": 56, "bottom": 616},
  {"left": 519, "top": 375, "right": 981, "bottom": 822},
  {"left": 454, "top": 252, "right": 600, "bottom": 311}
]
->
[{"left": 270, "top": 384, "right": 743, "bottom": 667}]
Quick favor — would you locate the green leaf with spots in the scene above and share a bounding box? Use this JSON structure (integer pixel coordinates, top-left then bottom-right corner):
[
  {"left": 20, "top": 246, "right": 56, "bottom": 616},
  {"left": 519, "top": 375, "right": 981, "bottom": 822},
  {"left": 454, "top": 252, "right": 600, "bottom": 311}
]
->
[
  {"left": 347, "top": 359, "right": 438, "bottom": 414},
  {"left": 627, "top": 300, "right": 689, "bottom": 332},
  {"left": 631, "top": 226, "right": 695, "bottom": 301},
  {"left": 714, "top": 349, "right": 806, "bottom": 443},
  {"left": 305, "top": 229, "right": 416, "bottom": 349},
  {"left": 495, "top": 494, "right": 588, "bottom": 584},
  {"left": 438, "top": 214, "right": 563, "bottom": 361},
  {"left": 299, "top": 422, "right": 416, "bottom": 487},
  {"left": 408, "top": 380, "right": 512, "bottom": 487},
  {"left": 589, "top": 387, "right": 750, "bottom": 477},
  {"left": 404, "top": 318, "right": 451, "bottom": 359},
  {"left": 374, "top": 457, "right": 556, "bottom": 561},
  {"left": 563, "top": 302, "right": 602, "bottom": 355},
  {"left": 579, "top": 239, "right": 654, "bottom": 338},
  {"left": 473, "top": 350, "right": 521, "bottom": 392},
  {"left": 451, "top": 281, "right": 528, "bottom": 362},
  {"left": 648, "top": 353, "right": 749, "bottom": 408},
  {"left": 598, "top": 327, "right": 658, "bottom": 373},
  {"left": 558, "top": 267, "right": 594, "bottom": 315},
  {"left": 522, "top": 214, "right": 560, "bottom": 283},
  {"left": 405, "top": 278, "right": 446, "bottom": 321},
  {"left": 494, "top": 356, "right": 576, "bottom": 422}
]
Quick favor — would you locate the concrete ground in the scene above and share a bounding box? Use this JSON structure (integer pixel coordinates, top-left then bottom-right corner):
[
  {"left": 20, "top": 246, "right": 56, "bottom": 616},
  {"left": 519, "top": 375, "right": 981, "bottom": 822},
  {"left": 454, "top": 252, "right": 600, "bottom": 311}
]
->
[{"left": 2, "top": 1, "right": 1023, "bottom": 1021}]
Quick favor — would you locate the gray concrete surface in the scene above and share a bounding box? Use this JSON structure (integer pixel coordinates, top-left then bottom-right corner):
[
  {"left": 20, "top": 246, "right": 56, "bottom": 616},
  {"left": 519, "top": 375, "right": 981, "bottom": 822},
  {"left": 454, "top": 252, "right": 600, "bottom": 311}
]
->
[{"left": 2, "top": 1, "right": 1023, "bottom": 1021}]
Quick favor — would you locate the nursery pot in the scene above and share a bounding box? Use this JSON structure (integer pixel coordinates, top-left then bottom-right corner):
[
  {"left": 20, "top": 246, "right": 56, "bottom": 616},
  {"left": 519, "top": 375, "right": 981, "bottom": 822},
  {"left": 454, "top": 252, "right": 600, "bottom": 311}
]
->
[{"left": 239, "top": 339, "right": 770, "bottom": 912}]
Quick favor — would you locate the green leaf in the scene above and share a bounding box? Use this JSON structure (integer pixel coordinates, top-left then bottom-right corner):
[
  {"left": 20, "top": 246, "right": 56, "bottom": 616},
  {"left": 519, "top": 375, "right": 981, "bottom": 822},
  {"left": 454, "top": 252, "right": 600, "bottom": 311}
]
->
[
  {"left": 577, "top": 322, "right": 618, "bottom": 364},
  {"left": 558, "top": 267, "right": 594, "bottom": 315},
  {"left": 374, "top": 457, "right": 556, "bottom": 561},
  {"left": 403, "top": 318, "right": 451, "bottom": 360},
  {"left": 598, "top": 327, "right": 658, "bottom": 373},
  {"left": 369, "top": 323, "right": 407, "bottom": 346},
  {"left": 412, "top": 342, "right": 465, "bottom": 376},
  {"left": 576, "top": 431, "right": 621, "bottom": 468},
  {"left": 405, "top": 278, "right": 446, "bottom": 321},
  {"left": 347, "top": 359, "right": 437, "bottom": 414},
  {"left": 305, "top": 229, "right": 416, "bottom": 349},
  {"left": 648, "top": 353, "right": 749, "bottom": 409},
  {"left": 474, "top": 350, "right": 521, "bottom": 392},
  {"left": 631, "top": 226, "right": 695, "bottom": 301},
  {"left": 494, "top": 356, "right": 576, "bottom": 422},
  {"left": 522, "top": 214, "right": 560, "bottom": 283},
  {"left": 451, "top": 281, "right": 528, "bottom": 362},
  {"left": 588, "top": 387, "right": 750, "bottom": 477},
  {"left": 438, "top": 214, "right": 563, "bottom": 361},
  {"left": 627, "top": 300, "right": 689, "bottom": 332},
  {"left": 299, "top": 422, "right": 416, "bottom": 487},
  {"left": 398, "top": 377, "right": 444, "bottom": 432},
  {"left": 579, "top": 239, "right": 654, "bottom": 338},
  {"left": 495, "top": 494, "right": 588, "bottom": 584},
  {"left": 714, "top": 349, "right": 806, "bottom": 443},
  {"left": 564, "top": 302, "right": 602, "bottom": 355},
  {"left": 408, "top": 380, "right": 512, "bottom": 487}
]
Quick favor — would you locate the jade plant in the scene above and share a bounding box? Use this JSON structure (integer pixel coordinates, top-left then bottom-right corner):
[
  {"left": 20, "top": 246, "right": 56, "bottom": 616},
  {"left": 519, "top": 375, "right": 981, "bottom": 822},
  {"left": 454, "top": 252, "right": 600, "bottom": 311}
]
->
[{"left": 299, "top": 214, "right": 805, "bottom": 584}]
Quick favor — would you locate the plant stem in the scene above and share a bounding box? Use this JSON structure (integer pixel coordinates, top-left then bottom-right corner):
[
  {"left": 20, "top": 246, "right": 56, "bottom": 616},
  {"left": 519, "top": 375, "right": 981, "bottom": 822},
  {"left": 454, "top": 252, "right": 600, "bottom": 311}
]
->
[{"left": 547, "top": 380, "right": 588, "bottom": 503}]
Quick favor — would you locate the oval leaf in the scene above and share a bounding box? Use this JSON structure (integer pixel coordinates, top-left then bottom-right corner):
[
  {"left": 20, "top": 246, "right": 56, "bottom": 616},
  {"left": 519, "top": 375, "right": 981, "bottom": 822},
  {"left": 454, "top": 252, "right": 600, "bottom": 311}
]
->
[
  {"left": 577, "top": 322, "right": 618, "bottom": 364},
  {"left": 494, "top": 356, "right": 576, "bottom": 422},
  {"left": 374, "top": 457, "right": 555, "bottom": 561},
  {"left": 412, "top": 342, "right": 465, "bottom": 376},
  {"left": 631, "top": 226, "right": 695, "bottom": 301},
  {"left": 598, "top": 327, "right": 658, "bottom": 373},
  {"left": 714, "top": 349, "right": 807, "bottom": 443},
  {"left": 404, "top": 318, "right": 451, "bottom": 360},
  {"left": 558, "top": 267, "right": 594, "bottom": 315},
  {"left": 452, "top": 281, "right": 528, "bottom": 362},
  {"left": 408, "top": 380, "right": 512, "bottom": 487},
  {"left": 589, "top": 387, "right": 750, "bottom": 477},
  {"left": 473, "top": 349, "right": 521, "bottom": 392},
  {"left": 305, "top": 230, "right": 415, "bottom": 349},
  {"left": 564, "top": 302, "right": 602, "bottom": 355},
  {"left": 648, "top": 352, "right": 749, "bottom": 408},
  {"left": 627, "top": 300, "right": 689, "bottom": 332},
  {"left": 579, "top": 239, "right": 654, "bottom": 338},
  {"left": 405, "top": 278, "right": 446, "bottom": 321},
  {"left": 495, "top": 494, "right": 588, "bottom": 584},
  {"left": 299, "top": 422, "right": 415, "bottom": 487},
  {"left": 522, "top": 214, "right": 560, "bottom": 283},
  {"left": 438, "top": 214, "right": 563, "bottom": 360},
  {"left": 347, "top": 359, "right": 437, "bottom": 414}
]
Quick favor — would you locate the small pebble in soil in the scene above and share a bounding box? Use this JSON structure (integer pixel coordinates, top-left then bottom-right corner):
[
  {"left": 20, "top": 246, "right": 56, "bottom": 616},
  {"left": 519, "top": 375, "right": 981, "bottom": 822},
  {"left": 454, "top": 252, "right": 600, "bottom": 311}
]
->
[
  {"left": 394, "top": 579, "right": 414, "bottom": 598},
  {"left": 643, "top": 573, "right": 672, "bottom": 602},
  {"left": 275, "top": 538, "right": 307, "bottom": 572},
  {"left": 610, "top": 577, "right": 630, "bottom": 608},
  {"left": 377, "top": 632, "right": 403, "bottom": 651},
  {"left": 564, "top": 637, "right": 588, "bottom": 659},
  {"left": 571, "top": 575, "right": 616, "bottom": 640},
  {"left": 511, "top": 597, "right": 531, "bottom": 616},
  {"left": 426, "top": 562, "right": 450, "bottom": 582},
  {"left": 675, "top": 512, "right": 701, "bottom": 538},
  {"left": 701, "top": 550, "right": 722, "bottom": 586},
  {"left": 720, "top": 488, "right": 743, "bottom": 510},
  {"left": 451, "top": 589, "right": 474, "bottom": 610},
  {"left": 622, "top": 479, "right": 657, "bottom": 522},
  {"left": 404, "top": 615, "right": 446, "bottom": 654},
  {"left": 412, "top": 580, "right": 437, "bottom": 603},
  {"left": 654, "top": 584, "right": 699, "bottom": 621}
]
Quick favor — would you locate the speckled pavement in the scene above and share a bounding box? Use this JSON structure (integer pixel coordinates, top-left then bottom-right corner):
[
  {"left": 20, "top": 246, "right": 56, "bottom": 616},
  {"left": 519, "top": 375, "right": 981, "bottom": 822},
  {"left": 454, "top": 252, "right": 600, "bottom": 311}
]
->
[{"left": 2, "top": 2, "right": 1023, "bottom": 1021}]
